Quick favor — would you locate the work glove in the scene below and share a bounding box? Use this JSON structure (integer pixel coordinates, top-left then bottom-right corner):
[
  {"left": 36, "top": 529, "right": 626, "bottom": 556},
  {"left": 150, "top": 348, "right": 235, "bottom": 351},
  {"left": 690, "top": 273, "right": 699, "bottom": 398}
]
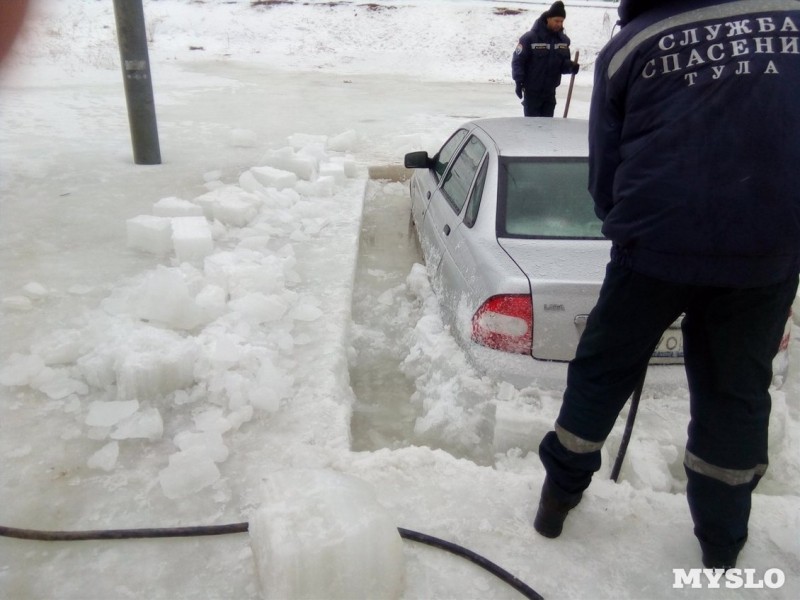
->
[
  {"left": 515, "top": 82, "right": 523, "bottom": 99},
  {"left": 571, "top": 61, "right": 580, "bottom": 74}
]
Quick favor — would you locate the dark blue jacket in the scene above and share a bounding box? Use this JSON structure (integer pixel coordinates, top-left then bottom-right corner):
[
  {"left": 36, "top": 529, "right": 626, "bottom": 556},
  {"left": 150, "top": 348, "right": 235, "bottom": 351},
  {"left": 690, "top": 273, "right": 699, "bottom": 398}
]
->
[
  {"left": 512, "top": 16, "right": 574, "bottom": 96},
  {"left": 589, "top": 0, "right": 800, "bottom": 287}
]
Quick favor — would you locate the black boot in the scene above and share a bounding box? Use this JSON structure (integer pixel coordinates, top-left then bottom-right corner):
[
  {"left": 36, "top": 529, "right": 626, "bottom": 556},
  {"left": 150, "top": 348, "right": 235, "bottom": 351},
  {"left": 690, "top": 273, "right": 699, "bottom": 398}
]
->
[
  {"left": 534, "top": 477, "right": 583, "bottom": 538},
  {"left": 702, "top": 553, "right": 737, "bottom": 571},
  {"left": 700, "top": 538, "right": 744, "bottom": 571}
]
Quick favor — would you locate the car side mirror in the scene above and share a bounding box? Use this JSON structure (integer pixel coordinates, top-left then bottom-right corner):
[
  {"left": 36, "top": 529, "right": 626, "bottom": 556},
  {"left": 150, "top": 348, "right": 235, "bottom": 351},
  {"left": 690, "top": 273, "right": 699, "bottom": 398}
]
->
[{"left": 404, "top": 151, "right": 432, "bottom": 169}]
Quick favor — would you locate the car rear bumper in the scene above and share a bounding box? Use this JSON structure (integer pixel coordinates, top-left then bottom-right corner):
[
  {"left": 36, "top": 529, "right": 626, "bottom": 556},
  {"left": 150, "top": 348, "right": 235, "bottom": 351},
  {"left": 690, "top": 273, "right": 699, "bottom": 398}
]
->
[{"left": 467, "top": 343, "right": 689, "bottom": 394}]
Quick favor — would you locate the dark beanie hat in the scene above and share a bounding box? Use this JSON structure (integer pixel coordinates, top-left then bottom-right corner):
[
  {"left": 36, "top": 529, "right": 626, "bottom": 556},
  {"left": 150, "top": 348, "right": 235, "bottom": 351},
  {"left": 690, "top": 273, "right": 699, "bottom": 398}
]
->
[{"left": 546, "top": 1, "right": 566, "bottom": 19}]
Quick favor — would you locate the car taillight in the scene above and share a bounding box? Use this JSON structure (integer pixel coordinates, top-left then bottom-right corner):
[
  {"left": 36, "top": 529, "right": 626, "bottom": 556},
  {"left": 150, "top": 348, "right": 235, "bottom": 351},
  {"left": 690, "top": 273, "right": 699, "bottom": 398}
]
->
[{"left": 471, "top": 294, "right": 532, "bottom": 354}]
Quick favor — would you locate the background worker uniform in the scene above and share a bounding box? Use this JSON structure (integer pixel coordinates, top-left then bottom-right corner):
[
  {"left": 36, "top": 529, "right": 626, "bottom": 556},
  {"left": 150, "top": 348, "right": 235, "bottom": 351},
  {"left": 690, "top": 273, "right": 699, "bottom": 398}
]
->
[{"left": 511, "top": 15, "right": 576, "bottom": 116}]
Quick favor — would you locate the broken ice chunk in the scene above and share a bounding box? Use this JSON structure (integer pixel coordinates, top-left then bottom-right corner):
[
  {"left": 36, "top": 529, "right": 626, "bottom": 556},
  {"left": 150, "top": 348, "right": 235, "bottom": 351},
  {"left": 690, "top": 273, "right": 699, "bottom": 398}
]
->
[
  {"left": 158, "top": 448, "right": 221, "bottom": 500},
  {"left": 85, "top": 400, "right": 139, "bottom": 428}
]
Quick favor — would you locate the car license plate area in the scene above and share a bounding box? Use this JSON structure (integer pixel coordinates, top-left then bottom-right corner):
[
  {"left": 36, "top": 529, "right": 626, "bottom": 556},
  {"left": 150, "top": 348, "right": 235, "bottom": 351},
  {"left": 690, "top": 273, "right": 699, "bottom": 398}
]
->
[{"left": 651, "top": 322, "right": 684, "bottom": 361}]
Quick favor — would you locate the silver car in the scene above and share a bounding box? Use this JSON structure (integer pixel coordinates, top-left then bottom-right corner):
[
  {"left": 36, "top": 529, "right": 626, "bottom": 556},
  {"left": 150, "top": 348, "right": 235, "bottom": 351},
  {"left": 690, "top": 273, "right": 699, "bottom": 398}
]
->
[{"left": 403, "top": 117, "right": 690, "bottom": 390}]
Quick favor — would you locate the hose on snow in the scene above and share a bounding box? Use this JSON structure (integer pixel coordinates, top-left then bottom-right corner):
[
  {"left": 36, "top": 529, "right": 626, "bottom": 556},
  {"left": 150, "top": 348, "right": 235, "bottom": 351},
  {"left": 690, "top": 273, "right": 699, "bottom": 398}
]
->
[
  {"left": 0, "top": 522, "right": 543, "bottom": 600},
  {"left": 0, "top": 371, "right": 654, "bottom": 594}
]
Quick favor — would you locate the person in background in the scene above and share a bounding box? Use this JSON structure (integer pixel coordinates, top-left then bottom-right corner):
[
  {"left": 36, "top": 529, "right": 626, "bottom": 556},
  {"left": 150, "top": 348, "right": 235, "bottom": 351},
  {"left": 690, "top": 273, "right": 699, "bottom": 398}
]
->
[
  {"left": 534, "top": 0, "right": 800, "bottom": 571},
  {"left": 0, "top": 0, "right": 29, "bottom": 66},
  {"left": 511, "top": 1, "right": 579, "bottom": 117}
]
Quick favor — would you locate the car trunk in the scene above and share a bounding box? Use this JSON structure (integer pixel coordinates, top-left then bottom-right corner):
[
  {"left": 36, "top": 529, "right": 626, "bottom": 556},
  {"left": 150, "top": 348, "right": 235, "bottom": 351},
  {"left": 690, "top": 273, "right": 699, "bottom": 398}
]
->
[
  {"left": 498, "top": 238, "right": 608, "bottom": 361},
  {"left": 498, "top": 237, "right": 684, "bottom": 364}
]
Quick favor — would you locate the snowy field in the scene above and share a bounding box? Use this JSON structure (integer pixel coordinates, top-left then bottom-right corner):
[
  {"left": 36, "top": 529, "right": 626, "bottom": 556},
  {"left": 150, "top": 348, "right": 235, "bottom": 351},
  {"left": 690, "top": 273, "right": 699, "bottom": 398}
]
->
[{"left": 1, "top": 1, "right": 798, "bottom": 599}]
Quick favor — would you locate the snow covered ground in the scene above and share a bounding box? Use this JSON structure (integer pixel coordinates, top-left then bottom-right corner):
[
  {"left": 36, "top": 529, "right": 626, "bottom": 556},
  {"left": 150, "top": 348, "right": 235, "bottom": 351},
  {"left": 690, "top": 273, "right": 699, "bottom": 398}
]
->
[{"left": 0, "top": 1, "right": 798, "bottom": 599}]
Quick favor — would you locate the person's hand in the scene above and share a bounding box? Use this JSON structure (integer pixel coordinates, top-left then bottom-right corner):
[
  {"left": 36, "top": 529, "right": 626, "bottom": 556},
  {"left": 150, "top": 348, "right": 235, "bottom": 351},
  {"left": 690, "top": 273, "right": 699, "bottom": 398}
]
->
[
  {"left": 515, "top": 82, "right": 523, "bottom": 99},
  {"left": 571, "top": 61, "right": 580, "bottom": 74}
]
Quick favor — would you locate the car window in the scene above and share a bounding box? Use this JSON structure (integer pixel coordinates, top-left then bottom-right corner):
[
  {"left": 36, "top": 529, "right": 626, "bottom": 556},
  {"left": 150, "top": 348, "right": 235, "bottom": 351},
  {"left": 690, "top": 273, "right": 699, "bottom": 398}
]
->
[
  {"left": 464, "top": 157, "right": 488, "bottom": 228},
  {"left": 441, "top": 136, "right": 487, "bottom": 214},
  {"left": 433, "top": 129, "right": 469, "bottom": 182},
  {"left": 498, "top": 159, "right": 604, "bottom": 239}
]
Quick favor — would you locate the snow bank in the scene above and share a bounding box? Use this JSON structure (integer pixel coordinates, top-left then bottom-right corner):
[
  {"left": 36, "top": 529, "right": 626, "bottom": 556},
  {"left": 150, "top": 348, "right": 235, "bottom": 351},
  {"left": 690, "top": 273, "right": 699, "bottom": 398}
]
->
[
  {"left": 1, "top": 134, "right": 364, "bottom": 501},
  {"left": 12, "top": 0, "right": 614, "bottom": 83}
]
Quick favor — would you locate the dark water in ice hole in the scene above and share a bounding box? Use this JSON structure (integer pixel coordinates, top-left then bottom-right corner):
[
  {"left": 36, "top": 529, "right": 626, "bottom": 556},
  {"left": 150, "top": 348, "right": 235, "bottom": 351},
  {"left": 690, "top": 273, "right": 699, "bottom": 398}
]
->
[{"left": 349, "top": 179, "right": 423, "bottom": 452}]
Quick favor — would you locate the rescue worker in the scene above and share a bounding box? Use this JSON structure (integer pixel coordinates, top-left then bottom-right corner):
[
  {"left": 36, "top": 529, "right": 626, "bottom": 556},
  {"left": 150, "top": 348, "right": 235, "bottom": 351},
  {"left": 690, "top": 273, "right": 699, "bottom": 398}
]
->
[
  {"left": 534, "top": 0, "right": 800, "bottom": 571},
  {"left": 511, "top": 1, "right": 579, "bottom": 117}
]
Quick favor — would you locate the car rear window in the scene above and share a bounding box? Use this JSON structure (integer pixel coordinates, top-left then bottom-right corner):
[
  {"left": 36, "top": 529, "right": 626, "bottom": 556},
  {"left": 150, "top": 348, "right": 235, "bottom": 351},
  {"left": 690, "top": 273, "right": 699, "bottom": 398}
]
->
[{"left": 498, "top": 158, "right": 604, "bottom": 239}]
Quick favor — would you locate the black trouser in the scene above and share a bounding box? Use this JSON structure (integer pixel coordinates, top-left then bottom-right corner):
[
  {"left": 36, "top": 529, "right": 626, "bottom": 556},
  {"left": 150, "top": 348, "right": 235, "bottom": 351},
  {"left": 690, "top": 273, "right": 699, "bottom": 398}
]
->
[
  {"left": 539, "top": 261, "right": 797, "bottom": 559},
  {"left": 523, "top": 93, "right": 556, "bottom": 117}
]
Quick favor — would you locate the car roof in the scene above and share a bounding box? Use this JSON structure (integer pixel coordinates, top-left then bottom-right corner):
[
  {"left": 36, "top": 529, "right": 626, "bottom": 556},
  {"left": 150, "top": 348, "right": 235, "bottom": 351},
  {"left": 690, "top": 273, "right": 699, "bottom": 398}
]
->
[{"left": 466, "top": 117, "right": 588, "bottom": 158}]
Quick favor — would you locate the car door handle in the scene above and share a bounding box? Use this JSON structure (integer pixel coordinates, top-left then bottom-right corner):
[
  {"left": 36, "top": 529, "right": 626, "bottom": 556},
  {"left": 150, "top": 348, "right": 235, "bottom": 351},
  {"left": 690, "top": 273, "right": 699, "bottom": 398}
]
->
[{"left": 443, "top": 224, "right": 451, "bottom": 236}]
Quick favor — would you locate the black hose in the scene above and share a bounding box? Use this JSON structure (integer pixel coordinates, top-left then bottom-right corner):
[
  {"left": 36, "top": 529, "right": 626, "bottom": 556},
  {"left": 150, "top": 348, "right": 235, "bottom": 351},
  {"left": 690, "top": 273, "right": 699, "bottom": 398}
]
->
[
  {"left": 0, "top": 522, "right": 248, "bottom": 541},
  {"left": 610, "top": 368, "right": 647, "bottom": 482},
  {"left": 0, "top": 523, "right": 543, "bottom": 600},
  {"left": 398, "top": 527, "right": 543, "bottom": 600}
]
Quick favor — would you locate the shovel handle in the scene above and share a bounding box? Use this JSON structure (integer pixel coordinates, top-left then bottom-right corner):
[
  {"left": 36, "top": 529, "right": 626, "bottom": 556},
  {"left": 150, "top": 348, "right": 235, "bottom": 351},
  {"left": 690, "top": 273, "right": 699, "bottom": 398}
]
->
[{"left": 562, "top": 50, "right": 580, "bottom": 118}]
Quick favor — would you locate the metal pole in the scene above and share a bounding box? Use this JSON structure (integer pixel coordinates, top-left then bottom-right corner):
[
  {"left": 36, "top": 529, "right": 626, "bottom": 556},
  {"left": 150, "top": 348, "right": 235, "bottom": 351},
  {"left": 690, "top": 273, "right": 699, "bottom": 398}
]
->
[
  {"left": 562, "top": 50, "right": 580, "bottom": 119},
  {"left": 610, "top": 368, "right": 647, "bottom": 482},
  {"left": 113, "top": 0, "right": 161, "bottom": 165}
]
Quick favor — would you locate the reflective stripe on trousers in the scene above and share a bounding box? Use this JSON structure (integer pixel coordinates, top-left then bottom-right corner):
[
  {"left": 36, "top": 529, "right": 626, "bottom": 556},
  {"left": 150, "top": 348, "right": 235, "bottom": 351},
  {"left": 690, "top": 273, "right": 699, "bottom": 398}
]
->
[
  {"left": 556, "top": 424, "right": 770, "bottom": 487},
  {"left": 555, "top": 423, "right": 604, "bottom": 454},
  {"left": 555, "top": 423, "right": 767, "bottom": 485},
  {"left": 684, "top": 450, "right": 768, "bottom": 487}
]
